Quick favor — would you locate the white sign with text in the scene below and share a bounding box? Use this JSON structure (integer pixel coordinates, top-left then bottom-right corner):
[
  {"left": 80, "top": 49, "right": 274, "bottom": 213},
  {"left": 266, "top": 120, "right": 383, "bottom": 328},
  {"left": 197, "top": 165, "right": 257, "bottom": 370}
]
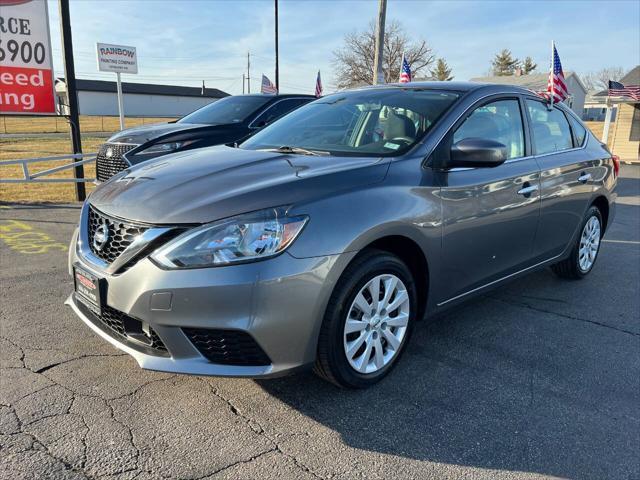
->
[{"left": 96, "top": 43, "right": 138, "bottom": 74}]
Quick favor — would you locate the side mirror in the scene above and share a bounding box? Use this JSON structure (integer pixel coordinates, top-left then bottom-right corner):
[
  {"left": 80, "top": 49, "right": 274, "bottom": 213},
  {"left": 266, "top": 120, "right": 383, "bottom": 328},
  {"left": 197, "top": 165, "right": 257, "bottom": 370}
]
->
[{"left": 449, "top": 138, "right": 507, "bottom": 168}]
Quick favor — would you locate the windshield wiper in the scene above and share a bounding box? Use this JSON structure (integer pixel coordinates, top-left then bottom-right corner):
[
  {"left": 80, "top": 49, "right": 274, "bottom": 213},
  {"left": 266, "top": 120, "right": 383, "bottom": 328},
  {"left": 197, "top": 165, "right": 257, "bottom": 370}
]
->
[{"left": 260, "top": 146, "right": 330, "bottom": 156}]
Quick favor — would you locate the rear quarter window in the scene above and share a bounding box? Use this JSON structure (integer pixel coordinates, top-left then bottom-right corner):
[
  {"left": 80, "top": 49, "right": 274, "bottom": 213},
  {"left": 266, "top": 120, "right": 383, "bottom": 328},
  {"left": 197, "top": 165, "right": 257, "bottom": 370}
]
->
[{"left": 568, "top": 115, "right": 587, "bottom": 147}]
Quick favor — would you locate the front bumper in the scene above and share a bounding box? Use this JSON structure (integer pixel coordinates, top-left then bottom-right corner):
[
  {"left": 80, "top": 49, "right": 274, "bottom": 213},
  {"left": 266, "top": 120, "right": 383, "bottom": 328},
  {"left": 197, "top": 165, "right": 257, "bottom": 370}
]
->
[{"left": 67, "top": 228, "right": 355, "bottom": 377}]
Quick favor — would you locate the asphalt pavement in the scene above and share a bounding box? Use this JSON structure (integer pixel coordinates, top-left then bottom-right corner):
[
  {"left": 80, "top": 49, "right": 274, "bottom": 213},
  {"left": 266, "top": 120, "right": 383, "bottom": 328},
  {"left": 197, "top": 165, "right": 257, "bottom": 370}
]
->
[{"left": 1, "top": 166, "right": 639, "bottom": 480}]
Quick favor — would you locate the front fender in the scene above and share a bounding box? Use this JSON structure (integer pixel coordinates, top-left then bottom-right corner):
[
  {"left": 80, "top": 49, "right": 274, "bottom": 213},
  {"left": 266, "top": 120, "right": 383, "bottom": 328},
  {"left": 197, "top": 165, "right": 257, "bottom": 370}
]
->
[{"left": 287, "top": 181, "right": 442, "bottom": 268}]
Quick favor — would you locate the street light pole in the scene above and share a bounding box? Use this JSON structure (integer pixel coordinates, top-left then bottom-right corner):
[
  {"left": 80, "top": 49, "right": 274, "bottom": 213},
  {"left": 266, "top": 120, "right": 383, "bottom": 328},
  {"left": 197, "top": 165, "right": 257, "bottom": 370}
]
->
[
  {"left": 275, "top": 0, "right": 279, "bottom": 92},
  {"left": 247, "top": 51, "right": 251, "bottom": 94},
  {"left": 372, "top": 0, "right": 387, "bottom": 85}
]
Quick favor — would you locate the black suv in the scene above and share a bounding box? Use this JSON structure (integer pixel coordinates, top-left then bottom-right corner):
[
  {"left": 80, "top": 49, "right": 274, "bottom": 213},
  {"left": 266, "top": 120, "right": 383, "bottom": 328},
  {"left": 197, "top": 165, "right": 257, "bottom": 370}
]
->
[{"left": 95, "top": 94, "right": 314, "bottom": 182}]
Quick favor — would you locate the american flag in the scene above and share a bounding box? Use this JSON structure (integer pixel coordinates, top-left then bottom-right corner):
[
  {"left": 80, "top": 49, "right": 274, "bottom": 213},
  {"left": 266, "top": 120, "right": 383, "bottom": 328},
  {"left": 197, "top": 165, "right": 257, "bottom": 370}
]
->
[
  {"left": 547, "top": 44, "right": 567, "bottom": 104},
  {"left": 315, "top": 70, "right": 323, "bottom": 98},
  {"left": 261, "top": 74, "right": 277, "bottom": 95},
  {"left": 608, "top": 80, "right": 640, "bottom": 101},
  {"left": 399, "top": 54, "right": 411, "bottom": 83}
]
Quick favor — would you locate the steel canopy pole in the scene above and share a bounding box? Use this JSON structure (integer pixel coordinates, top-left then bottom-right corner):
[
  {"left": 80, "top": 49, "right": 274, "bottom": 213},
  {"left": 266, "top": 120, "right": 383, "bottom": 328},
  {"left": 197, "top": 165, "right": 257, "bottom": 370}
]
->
[{"left": 58, "top": 0, "right": 85, "bottom": 201}]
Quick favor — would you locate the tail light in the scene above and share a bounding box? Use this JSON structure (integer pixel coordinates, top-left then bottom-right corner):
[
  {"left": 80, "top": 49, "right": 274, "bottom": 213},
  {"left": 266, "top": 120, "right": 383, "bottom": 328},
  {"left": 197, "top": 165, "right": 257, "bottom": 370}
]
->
[{"left": 611, "top": 155, "right": 620, "bottom": 178}]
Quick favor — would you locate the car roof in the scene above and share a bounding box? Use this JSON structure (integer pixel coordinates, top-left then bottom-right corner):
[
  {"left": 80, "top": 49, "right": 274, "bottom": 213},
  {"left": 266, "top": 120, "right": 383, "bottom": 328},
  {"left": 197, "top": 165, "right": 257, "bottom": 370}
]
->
[
  {"left": 345, "top": 81, "right": 535, "bottom": 96},
  {"left": 240, "top": 93, "right": 316, "bottom": 99}
]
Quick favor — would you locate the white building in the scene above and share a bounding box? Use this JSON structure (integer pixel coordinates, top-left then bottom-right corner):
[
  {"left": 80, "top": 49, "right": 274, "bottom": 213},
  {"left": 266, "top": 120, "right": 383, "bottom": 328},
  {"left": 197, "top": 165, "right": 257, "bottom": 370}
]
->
[
  {"left": 470, "top": 71, "right": 588, "bottom": 115},
  {"left": 55, "top": 79, "right": 229, "bottom": 117}
]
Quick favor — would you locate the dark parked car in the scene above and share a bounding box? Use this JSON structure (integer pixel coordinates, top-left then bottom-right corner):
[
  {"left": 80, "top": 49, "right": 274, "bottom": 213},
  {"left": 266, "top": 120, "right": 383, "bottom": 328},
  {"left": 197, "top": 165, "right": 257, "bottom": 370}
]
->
[
  {"left": 68, "top": 82, "right": 618, "bottom": 388},
  {"left": 95, "top": 94, "right": 314, "bottom": 181}
]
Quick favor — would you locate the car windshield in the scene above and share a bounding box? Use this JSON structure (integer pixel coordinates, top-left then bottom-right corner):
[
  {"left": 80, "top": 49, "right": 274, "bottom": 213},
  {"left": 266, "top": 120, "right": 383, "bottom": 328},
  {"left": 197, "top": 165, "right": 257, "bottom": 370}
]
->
[
  {"left": 179, "top": 96, "right": 272, "bottom": 125},
  {"left": 241, "top": 89, "right": 461, "bottom": 156}
]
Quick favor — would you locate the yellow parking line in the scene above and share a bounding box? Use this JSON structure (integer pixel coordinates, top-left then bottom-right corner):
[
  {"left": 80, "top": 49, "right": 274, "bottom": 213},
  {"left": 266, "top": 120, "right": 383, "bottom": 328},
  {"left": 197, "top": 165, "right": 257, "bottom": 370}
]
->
[{"left": 0, "top": 219, "right": 67, "bottom": 254}]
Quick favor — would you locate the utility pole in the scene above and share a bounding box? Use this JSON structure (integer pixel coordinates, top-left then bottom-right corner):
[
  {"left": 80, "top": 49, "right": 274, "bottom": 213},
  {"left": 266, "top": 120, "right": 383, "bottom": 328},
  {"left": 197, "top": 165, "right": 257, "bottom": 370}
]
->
[
  {"left": 242, "top": 73, "right": 245, "bottom": 94},
  {"left": 372, "top": 0, "right": 387, "bottom": 85},
  {"left": 247, "top": 52, "right": 251, "bottom": 94},
  {"left": 274, "top": 0, "right": 279, "bottom": 92},
  {"left": 58, "top": 0, "right": 85, "bottom": 201}
]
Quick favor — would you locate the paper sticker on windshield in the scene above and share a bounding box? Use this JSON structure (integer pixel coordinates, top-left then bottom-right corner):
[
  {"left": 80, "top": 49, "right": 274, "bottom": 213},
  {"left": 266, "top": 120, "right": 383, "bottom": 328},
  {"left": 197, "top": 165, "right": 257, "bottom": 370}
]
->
[{"left": 384, "top": 142, "right": 401, "bottom": 150}]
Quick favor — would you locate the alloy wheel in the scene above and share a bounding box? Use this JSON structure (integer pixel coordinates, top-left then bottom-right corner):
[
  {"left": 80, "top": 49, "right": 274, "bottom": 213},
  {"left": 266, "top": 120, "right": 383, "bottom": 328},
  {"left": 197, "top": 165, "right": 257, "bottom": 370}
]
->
[
  {"left": 343, "top": 274, "right": 410, "bottom": 374},
  {"left": 578, "top": 215, "right": 601, "bottom": 272}
]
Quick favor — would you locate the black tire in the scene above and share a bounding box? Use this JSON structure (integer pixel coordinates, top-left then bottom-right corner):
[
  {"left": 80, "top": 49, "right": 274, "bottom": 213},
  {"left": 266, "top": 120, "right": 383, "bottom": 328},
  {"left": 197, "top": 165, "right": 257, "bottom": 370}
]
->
[
  {"left": 551, "top": 205, "right": 603, "bottom": 280},
  {"left": 314, "top": 249, "right": 417, "bottom": 388}
]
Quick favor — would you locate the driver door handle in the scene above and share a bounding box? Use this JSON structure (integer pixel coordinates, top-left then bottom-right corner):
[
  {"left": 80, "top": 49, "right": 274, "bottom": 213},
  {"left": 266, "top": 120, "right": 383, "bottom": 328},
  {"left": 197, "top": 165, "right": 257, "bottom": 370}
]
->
[{"left": 517, "top": 183, "right": 539, "bottom": 196}]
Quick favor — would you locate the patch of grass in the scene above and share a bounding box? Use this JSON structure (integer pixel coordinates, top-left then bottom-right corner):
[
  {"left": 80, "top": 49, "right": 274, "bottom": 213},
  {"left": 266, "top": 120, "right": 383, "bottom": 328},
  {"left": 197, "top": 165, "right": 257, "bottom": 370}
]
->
[
  {"left": 0, "top": 136, "right": 104, "bottom": 203},
  {"left": 0, "top": 115, "right": 175, "bottom": 134}
]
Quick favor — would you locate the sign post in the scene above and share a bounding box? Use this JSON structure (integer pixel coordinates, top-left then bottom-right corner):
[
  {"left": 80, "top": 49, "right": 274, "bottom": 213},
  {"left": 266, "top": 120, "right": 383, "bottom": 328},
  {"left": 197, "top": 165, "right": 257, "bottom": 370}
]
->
[
  {"left": 58, "top": 0, "right": 85, "bottom": 201},
  {"left": 95, "top": 42, "right": 137, "bottom": 130},
  {"left": 0, "top": 0, "right": 56, "bottom": 115},
  {"left": 116, "top": 72, "right": 124, "bottom": 130}
]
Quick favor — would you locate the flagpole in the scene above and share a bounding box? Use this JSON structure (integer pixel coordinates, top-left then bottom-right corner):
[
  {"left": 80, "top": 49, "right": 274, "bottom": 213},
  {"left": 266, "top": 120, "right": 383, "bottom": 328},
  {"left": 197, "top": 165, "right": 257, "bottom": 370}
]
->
[
  {"left": 549, "top": 40, "right": 554, "bottom": 107},
  {"left": 602, "top": 89, "right": 613, "bottom": 144},
  {"left": 399, "top": 51, "right": 404, "bottom": 82}
]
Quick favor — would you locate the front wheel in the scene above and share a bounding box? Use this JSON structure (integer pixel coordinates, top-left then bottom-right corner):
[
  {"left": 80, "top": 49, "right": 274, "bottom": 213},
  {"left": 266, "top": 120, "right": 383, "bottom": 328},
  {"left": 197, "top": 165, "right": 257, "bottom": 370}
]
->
[
  {"left": 314, "top": 250, "right": 417, "bottom": 388},
  {"left": 551, "top": 206, "right": 603, "bottom": 279}
]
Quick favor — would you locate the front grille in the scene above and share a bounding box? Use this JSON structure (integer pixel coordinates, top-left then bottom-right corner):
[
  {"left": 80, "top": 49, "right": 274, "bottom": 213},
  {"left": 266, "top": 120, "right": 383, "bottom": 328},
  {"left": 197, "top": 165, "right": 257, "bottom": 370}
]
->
[
  {"left": 76, "top": 300, "right": 168, "bottom": 356},
  {"left": 88, "top": 206, "right": 149, "bottom": 264},
  {"left": 96, "top": 143, "right": 137, "bottom": 182},
  {"left": 183, "top": 328, "right": 271, "bottom": 366}
]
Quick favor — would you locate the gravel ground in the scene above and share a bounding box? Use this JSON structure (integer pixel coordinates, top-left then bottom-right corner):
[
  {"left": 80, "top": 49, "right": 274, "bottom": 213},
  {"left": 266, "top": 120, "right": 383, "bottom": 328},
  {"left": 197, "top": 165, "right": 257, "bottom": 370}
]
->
[{"left": 1, "top": 166, "right": 638, "bottom": 480}]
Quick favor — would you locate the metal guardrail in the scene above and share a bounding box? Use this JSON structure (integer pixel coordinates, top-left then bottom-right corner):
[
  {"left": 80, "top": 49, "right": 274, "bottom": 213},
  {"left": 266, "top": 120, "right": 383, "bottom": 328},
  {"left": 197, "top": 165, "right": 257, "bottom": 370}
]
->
[{"left": 0, "top": 153, "right": 97, "bottom": 183}]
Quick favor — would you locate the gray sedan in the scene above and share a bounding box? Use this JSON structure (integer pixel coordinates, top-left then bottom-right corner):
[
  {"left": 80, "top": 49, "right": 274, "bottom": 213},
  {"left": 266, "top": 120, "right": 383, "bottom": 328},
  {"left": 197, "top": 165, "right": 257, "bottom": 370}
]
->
[{"left": 66, "top": 82, "right": 617, "bottom": 388}]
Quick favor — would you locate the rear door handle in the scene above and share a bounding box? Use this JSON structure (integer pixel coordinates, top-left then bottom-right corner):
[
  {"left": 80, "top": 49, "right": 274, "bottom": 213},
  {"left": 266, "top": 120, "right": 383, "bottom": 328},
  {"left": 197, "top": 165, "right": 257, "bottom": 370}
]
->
[
  {"left": 578, "top": 172, "right": 592, "bottom": 183},
  {"left": 517, "top": 183, "right": 539, "bottom": 196}
]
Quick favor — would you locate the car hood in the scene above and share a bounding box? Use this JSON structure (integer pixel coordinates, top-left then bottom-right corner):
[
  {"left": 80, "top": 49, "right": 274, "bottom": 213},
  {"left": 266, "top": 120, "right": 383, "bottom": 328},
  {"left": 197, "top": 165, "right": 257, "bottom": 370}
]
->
[
  {"left": 107, "top": 122, "right": 213, "bottom": 144},
  {"left": 89, "top": 146, "right": 390, "bottom": 224}
]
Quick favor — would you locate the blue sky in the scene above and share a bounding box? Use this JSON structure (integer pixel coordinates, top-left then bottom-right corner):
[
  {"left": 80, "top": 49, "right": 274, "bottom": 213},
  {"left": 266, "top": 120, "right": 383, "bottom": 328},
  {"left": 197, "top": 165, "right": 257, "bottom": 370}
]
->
[{"left": 47, "top": 0, "right": 640, "bottom": 95}]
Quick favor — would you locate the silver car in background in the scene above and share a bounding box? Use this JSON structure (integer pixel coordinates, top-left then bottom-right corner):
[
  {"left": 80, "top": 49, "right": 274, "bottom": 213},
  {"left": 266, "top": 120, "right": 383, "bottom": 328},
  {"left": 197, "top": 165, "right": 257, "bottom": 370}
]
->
[{"left": 67, "top": 82, "right": 617, "bottom": 388}]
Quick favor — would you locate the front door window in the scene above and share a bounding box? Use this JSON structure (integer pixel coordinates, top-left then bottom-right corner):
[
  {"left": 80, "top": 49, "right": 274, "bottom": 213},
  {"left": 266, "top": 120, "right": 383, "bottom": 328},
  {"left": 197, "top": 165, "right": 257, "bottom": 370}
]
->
[{"left": 453, "top": 99, "right": 525, "bottom": 160}]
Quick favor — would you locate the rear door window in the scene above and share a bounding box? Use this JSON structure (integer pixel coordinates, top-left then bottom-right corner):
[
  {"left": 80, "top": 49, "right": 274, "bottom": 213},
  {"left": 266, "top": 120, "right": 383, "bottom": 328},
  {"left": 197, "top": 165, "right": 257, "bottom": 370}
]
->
[
  {"left": 252, "top": 98, "right": 310, "bottom": 127},
  {"left": 453, "top": 99, "right": 525, "bottom": 159},
  {"left": 526, "top": 100, "right": 574, "bottom": 154}
]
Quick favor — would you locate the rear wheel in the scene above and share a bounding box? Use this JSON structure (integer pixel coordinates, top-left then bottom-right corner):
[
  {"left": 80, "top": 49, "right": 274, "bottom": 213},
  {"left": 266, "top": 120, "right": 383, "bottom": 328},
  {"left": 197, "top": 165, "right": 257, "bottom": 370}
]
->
[
  {"left": 314, "top": 250, "right": 417, "bottom": 388},
  {"left": 551, "top": 206, "right": 603, "bottom": 279}
]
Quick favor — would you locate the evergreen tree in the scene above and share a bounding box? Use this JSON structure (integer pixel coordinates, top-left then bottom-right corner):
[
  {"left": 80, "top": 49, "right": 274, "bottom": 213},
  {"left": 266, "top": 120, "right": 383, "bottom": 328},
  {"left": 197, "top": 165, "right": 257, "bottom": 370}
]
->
[
  {"left": 431, "top": 58, "right": 454, "bottom": 81},
  {"left": 522, "top": 56, "right": 537, "bottom": 75},
  {"left": 491, "top": 49, "right": 519, "bottom": 76}
]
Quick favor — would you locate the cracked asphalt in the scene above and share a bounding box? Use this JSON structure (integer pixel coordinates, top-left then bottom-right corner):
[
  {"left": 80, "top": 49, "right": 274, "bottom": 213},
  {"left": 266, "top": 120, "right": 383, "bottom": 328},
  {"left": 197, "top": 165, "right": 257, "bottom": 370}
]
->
[{"left": 1, "top": 166, "right": 639, "bottom": 480}]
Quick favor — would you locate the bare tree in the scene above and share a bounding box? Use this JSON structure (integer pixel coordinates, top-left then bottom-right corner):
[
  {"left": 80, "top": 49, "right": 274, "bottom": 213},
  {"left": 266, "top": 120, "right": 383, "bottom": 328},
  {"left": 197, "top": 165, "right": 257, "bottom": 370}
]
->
[
  {"left": 332, "top": 20, "right": 435, "bottom": 89},
  {"left": 582, "top": 67, "right": 626, "bottom": 91}
]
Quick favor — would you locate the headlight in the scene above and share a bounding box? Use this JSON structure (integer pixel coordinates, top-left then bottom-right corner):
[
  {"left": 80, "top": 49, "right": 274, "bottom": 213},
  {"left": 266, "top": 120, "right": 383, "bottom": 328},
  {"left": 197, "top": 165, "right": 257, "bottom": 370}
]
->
[
  {"left": 150, "top": 208, "right": 308, "bottom": 269},
  {"left": 138, "top": 140, "right": 195, "bottom": 155}
]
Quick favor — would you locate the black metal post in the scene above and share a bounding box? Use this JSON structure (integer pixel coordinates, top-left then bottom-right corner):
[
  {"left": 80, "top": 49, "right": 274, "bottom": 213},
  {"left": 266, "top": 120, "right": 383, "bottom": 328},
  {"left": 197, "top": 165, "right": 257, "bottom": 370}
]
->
[
  {"left": 274, "top": 0, "right": 279, "bottom": 92},
  {"left": 58, "top": 0, "right": 85, "bottom": 201}
]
